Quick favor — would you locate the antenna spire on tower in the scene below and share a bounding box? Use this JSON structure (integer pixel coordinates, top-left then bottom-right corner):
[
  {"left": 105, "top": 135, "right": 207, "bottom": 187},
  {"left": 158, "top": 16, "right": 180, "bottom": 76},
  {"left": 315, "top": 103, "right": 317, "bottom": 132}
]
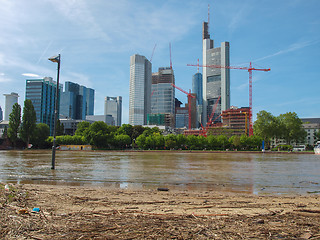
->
[{"left": 208, "top": 4, "right": 210, "bottom": 31}]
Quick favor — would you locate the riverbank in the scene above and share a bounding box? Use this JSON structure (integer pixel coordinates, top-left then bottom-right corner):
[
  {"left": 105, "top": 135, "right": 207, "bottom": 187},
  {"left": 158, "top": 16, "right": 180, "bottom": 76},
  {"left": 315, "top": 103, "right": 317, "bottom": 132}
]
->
[{"left": 1, "top": 183, "right": 320, "bottom": 239}]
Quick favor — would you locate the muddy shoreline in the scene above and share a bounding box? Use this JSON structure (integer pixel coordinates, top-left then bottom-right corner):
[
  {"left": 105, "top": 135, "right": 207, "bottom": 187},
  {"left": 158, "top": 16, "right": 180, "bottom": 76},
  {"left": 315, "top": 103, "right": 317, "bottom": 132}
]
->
[{"left": 1, "top": 183, "right": 320, "bottom": 239}]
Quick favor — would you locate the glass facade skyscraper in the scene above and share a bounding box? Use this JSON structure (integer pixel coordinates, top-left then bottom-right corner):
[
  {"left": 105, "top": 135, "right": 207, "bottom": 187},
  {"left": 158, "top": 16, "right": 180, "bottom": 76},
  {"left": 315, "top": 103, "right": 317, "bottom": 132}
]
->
[
  {"left": 104, "top": 96, "right": 122, "bottom": 126},
  {"left": 202, "top": 21, "right": 230, "bottom": 125},
  {"left": 192, "top": 73, "right": 203, "bottom": 105},
  {"left": 60, "top": 81, "right": 94, "bottom": 120},
  {"left": 150, "top": 67, "right": 175, "bottom": 128},
  {"left": 25, "top": 77, "right": 59, "bottom": 135},
  {"left": 0, "top": 106, "right": 3, "bottom": 121},
  {"left": 129, "top": 54, "right": 152, "bottom": 126}
]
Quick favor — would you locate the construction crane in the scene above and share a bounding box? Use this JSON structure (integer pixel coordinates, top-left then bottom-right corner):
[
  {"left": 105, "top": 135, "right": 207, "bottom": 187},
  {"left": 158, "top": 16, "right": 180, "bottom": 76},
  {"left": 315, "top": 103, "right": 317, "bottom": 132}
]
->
[
  {"left": 206, "top": 95, "right": 221, "bottom": 128},
  {"left": 171, "top": 83, "right": 195, "bottom": 130},
  {"left": 150, "top": 44, "right": 157, "bottom": 62},
  {"left": 169, "top": 42, "right": 172, "bottom": 69},
  {"left": 187, "top": 62, "right": 270, "bottom": 136}
]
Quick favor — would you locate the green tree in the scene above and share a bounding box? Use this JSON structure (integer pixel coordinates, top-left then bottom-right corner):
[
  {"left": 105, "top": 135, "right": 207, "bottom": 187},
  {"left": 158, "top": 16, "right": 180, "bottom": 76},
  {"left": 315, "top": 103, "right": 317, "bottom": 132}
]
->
[
  {"left": 114, "top": 134, "right": 131, "bottom": 149},
  {"left": 75, "top": 121, "right": 90, "bottom": 143},
  {"left": 207, "top": 135, "right": 217, "bottom": 150},
  {"left": 278, "top": 112, "right": 306, "bottom": 144},
  {"left": 20, "top": 99, "right": 37, "bottom": 148},
  {"left": 56, "top": 119, "right": 64, "bottom": 136},
  {"left": 165, "top": 134, "right": 177, "bottom": 149},
  {"left": 229, "top": 135, "right": 241, "bottom": 150},
  {"left": 31, "top": 123, "right": 50, "bottom": 148},
  {"left": 176, "top": 134, "right": 186, "bottom": 149},
  {"left": 154, "top": 134, "right": 165, "bottom": 149},
  {"left": 254, "top": 110, "right": 279, "bottom": 147},
  {"left": 216, "top": 135, "right": 229, "bottom": 150},
  {"left": 117, "top": 124, "right": 133, "bottom": 137},
  {"left": 8, "top": 103, "right": 21, "bottom": 149},
  {"left": 87, "top": 121, "right": 112, "bottom": 148},
  {"left": 132, "top": 125, "right": 145, "bottom": 140},
  {"left": 135, "top": 134, "right": 146, "bottom": 149}
]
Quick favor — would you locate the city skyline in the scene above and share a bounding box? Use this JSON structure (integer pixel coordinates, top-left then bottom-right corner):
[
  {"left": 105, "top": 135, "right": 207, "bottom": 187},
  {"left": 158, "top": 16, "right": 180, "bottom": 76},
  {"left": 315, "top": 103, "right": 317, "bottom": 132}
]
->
[{"left": 0, "top": 0, "right": 319, "bottom": 124}]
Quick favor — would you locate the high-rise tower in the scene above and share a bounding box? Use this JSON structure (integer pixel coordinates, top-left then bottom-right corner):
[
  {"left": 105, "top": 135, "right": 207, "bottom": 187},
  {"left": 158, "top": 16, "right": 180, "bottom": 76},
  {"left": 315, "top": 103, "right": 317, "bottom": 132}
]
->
[
  {"left": 25, "top": 77, "right": 60, "bottom": 135},
  {"left": 104, "top": 96, "right": 122, "bottom": 126},
  {"left": 149, "top": 67, "right": 175, "bottom": 128},
  {"left": 60, "top": 81, "right": 95, "bottom": 120},
  {"left": 0, "top": 106, "right": 3, "bottom": 121},
  {"left": 3, "top": 92, "right": 19, "bottom": 121},
  {"left": 129, "top": 54, "right": 152, "bottom": 126},
  {"left": 202, "top": 21, "right": 230, "bottom": 125}
]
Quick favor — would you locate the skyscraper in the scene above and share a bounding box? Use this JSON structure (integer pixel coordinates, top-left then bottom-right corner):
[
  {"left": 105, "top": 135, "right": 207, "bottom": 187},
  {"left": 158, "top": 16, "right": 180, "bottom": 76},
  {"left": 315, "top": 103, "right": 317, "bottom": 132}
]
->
[
  {"left": 104, "top": 96, "right": 122, "bottom": 126},
  {"left": 192, "top": 72, "right": 203, "bottom": 106},
  {"left": 150, "top": 67, "right": 175, "bottom": 128},
  {"left": 3, "top": 92, "right": 19, "bottom": 121},
  {"left": 0, "top": 105, "right": 3, "bottom": 121},
  {"left": 192, "top": 72, "right": 203, "bottom": 128},
  {"left": 25, "top": 77, "right": 59, "bottom": 135},
  {"left": 129, "top": 54, "right": 152, "bottom": 126},
  {"left": 202, "top": 21, "right": 230, "bottom": 125},
  {"left": 60, "top": 81, "right": 94, "bottom": 120}
]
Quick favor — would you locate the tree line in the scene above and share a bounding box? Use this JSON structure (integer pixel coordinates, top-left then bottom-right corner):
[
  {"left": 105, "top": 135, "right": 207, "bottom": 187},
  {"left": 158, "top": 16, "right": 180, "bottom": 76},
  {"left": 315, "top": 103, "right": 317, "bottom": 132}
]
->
[
  {"left": 4, "top": 100, "right": 316, "bottom": 151},
  {"left": 253, "top": 110, "right": 310, "bottom": 148}
]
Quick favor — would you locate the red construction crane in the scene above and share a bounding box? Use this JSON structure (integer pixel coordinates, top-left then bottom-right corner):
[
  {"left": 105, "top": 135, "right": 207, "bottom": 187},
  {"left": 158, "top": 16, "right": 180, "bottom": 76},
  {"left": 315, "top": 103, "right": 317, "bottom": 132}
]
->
[
  {"left": 187, "top": 62, "right": 270, "bottom": 136},
  {"left": 150, "top": 44, "right": 157, "bottom": 62},
  {"left": 171, "top": 83, "right": 195, "bottom": 130},
  {"left": 206, "top": 95, "right": 221, "bottom": 128},
  {"left": 169, "top": 42, "right": 172, "bottom": 69}
]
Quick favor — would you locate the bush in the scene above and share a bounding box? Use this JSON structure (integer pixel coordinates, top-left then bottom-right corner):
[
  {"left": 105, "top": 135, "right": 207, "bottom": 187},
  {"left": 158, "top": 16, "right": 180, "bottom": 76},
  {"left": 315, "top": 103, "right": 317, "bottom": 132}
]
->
[{"left": 272, "top": 144, "right": 293, "bottom": 151}]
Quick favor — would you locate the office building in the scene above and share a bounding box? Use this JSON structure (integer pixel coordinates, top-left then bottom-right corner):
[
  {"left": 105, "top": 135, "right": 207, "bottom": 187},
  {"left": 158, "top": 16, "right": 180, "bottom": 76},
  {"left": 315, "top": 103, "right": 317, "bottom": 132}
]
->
[
  {"left": 60, "top": 119, "right": 94, "bottom": 136},
  {"left": 104, "top": 96, "right": 122, "bottom": 126},
  {"left": 150, "top": 67, "right": 175, "bottom": 128},
  {"left": 202, "top": 21, "right": 230, "bottom": 125},
  {"left": 175, "top": 106, "right": 188, "bottom": 129},
  {"left": 0, "top": 106, "right": 3, "bottom": 121},
  {"left": 192, "top": 73, "right": 203, "bottom": 105},
  {"left": 301, "top": 118, "right": 320, "bottom": 145},
  {"left": 0, "top": 121, "right": 9, "bottom": 138},
  {"left": 85, "top": 115, "right": 114, "bottom": 126},
  {"left": 192, "top": 72, "right": 203, "bottom": 128},
  {"left": 25, "top": 77, "right": 60, "bottom": 135},
  {"left": 129, "top": 54, "right": 152, "bottom": 125},
  {"left": 60, "top": 81, "right": 95, "bottom": 120},
  {"left": 3, "top": 92, "right": 19, "bottom": 121}
]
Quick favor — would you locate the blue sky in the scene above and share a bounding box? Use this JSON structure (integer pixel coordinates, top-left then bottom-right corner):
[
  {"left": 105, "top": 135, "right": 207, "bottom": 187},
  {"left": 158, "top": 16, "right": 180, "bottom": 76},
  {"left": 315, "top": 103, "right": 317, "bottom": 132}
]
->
[{"left": 0, "top": 0, "right": 319, "bottom": 124}]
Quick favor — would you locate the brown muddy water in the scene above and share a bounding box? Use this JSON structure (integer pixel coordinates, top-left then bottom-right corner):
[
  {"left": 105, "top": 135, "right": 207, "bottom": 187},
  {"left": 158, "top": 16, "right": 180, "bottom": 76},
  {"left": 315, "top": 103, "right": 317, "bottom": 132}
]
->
[{"left": 0, "top": 150, "right": 319, "bottom": 195}]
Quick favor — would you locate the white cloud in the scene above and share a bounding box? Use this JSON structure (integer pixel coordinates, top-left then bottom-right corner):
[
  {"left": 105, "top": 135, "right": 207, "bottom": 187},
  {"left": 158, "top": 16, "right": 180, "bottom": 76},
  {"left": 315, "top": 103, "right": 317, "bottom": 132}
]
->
[
  {"left": 22, "top": 73, "right": 40, "bottom": 78},
  {"left": 0, "top": 73, "right": 12, "bottom": 83}
]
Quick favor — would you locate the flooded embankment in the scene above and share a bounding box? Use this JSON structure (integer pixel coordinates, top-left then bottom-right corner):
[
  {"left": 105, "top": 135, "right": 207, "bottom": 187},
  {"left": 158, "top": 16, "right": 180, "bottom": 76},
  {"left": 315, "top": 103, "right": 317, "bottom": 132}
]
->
[{"left": 0, "top": 150, "right": 319, "bottom": 194}]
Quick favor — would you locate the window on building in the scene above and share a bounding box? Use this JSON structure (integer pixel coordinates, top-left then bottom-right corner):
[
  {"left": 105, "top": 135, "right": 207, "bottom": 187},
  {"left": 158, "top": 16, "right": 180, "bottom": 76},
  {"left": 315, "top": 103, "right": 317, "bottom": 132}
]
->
[{"left": 207, "top": 75, "right": 221, "bottom": 83}]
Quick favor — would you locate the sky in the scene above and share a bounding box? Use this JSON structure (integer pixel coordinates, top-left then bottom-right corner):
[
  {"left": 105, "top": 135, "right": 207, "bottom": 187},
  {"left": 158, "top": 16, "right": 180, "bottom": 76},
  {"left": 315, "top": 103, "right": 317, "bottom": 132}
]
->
[{"left": 0, "top": 0, "right": 319, "bottom": 124}]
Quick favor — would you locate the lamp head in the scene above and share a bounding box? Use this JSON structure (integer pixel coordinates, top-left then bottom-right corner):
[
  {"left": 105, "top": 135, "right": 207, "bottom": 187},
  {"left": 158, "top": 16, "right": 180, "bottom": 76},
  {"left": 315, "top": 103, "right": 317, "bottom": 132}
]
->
[{"left": 48, "top": 55, "right": 60, "bottom": 63}]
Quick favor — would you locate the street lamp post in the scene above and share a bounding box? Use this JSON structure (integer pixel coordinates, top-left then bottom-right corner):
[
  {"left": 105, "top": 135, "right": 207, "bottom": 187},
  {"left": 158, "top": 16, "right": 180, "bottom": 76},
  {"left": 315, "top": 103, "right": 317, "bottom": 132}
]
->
[{"left": 48, "top": 54, "right": 61, "bottom": 170}]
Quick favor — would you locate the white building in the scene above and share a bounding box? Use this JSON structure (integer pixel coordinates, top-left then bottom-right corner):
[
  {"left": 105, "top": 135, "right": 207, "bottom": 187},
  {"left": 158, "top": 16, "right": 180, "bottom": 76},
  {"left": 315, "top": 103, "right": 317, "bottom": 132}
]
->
[
  {"left": 202, "top": 21, "right": 230, "bottom": 125},
  {"left": 3, "top": 92, "right": 19, "bottom": 121},
  {"left": 301, "top": 118, "right": 320, "bottom": 145},
  {"left": 129, "top": 54, "right": 152, "bottom": 125},
  {"left": 104, "top": 96, "right": 122, "bottom": 126}
]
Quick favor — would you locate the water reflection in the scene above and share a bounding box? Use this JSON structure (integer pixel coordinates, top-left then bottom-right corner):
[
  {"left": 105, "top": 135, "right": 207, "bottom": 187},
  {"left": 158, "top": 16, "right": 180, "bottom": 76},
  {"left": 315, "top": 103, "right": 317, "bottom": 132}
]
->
[{"left": 0, "top": 150, "right": 319, "bottom": 194}]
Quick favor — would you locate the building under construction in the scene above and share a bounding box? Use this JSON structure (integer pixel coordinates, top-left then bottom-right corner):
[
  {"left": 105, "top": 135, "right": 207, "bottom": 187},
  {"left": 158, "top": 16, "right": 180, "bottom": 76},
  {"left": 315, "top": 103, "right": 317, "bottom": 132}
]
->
[
  {"left": 150, "top": 67, "right": 175, "bottom": 128},
  {"left": 207, "top": 106, "right": 250, "bottom": 136}
]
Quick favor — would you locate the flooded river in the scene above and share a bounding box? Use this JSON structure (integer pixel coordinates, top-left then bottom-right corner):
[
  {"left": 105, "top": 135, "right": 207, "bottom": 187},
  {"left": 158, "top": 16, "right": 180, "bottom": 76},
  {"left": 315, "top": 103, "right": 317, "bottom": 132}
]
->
[{"left": 0, "top": 150, "right": 319, "bottom": 194}]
